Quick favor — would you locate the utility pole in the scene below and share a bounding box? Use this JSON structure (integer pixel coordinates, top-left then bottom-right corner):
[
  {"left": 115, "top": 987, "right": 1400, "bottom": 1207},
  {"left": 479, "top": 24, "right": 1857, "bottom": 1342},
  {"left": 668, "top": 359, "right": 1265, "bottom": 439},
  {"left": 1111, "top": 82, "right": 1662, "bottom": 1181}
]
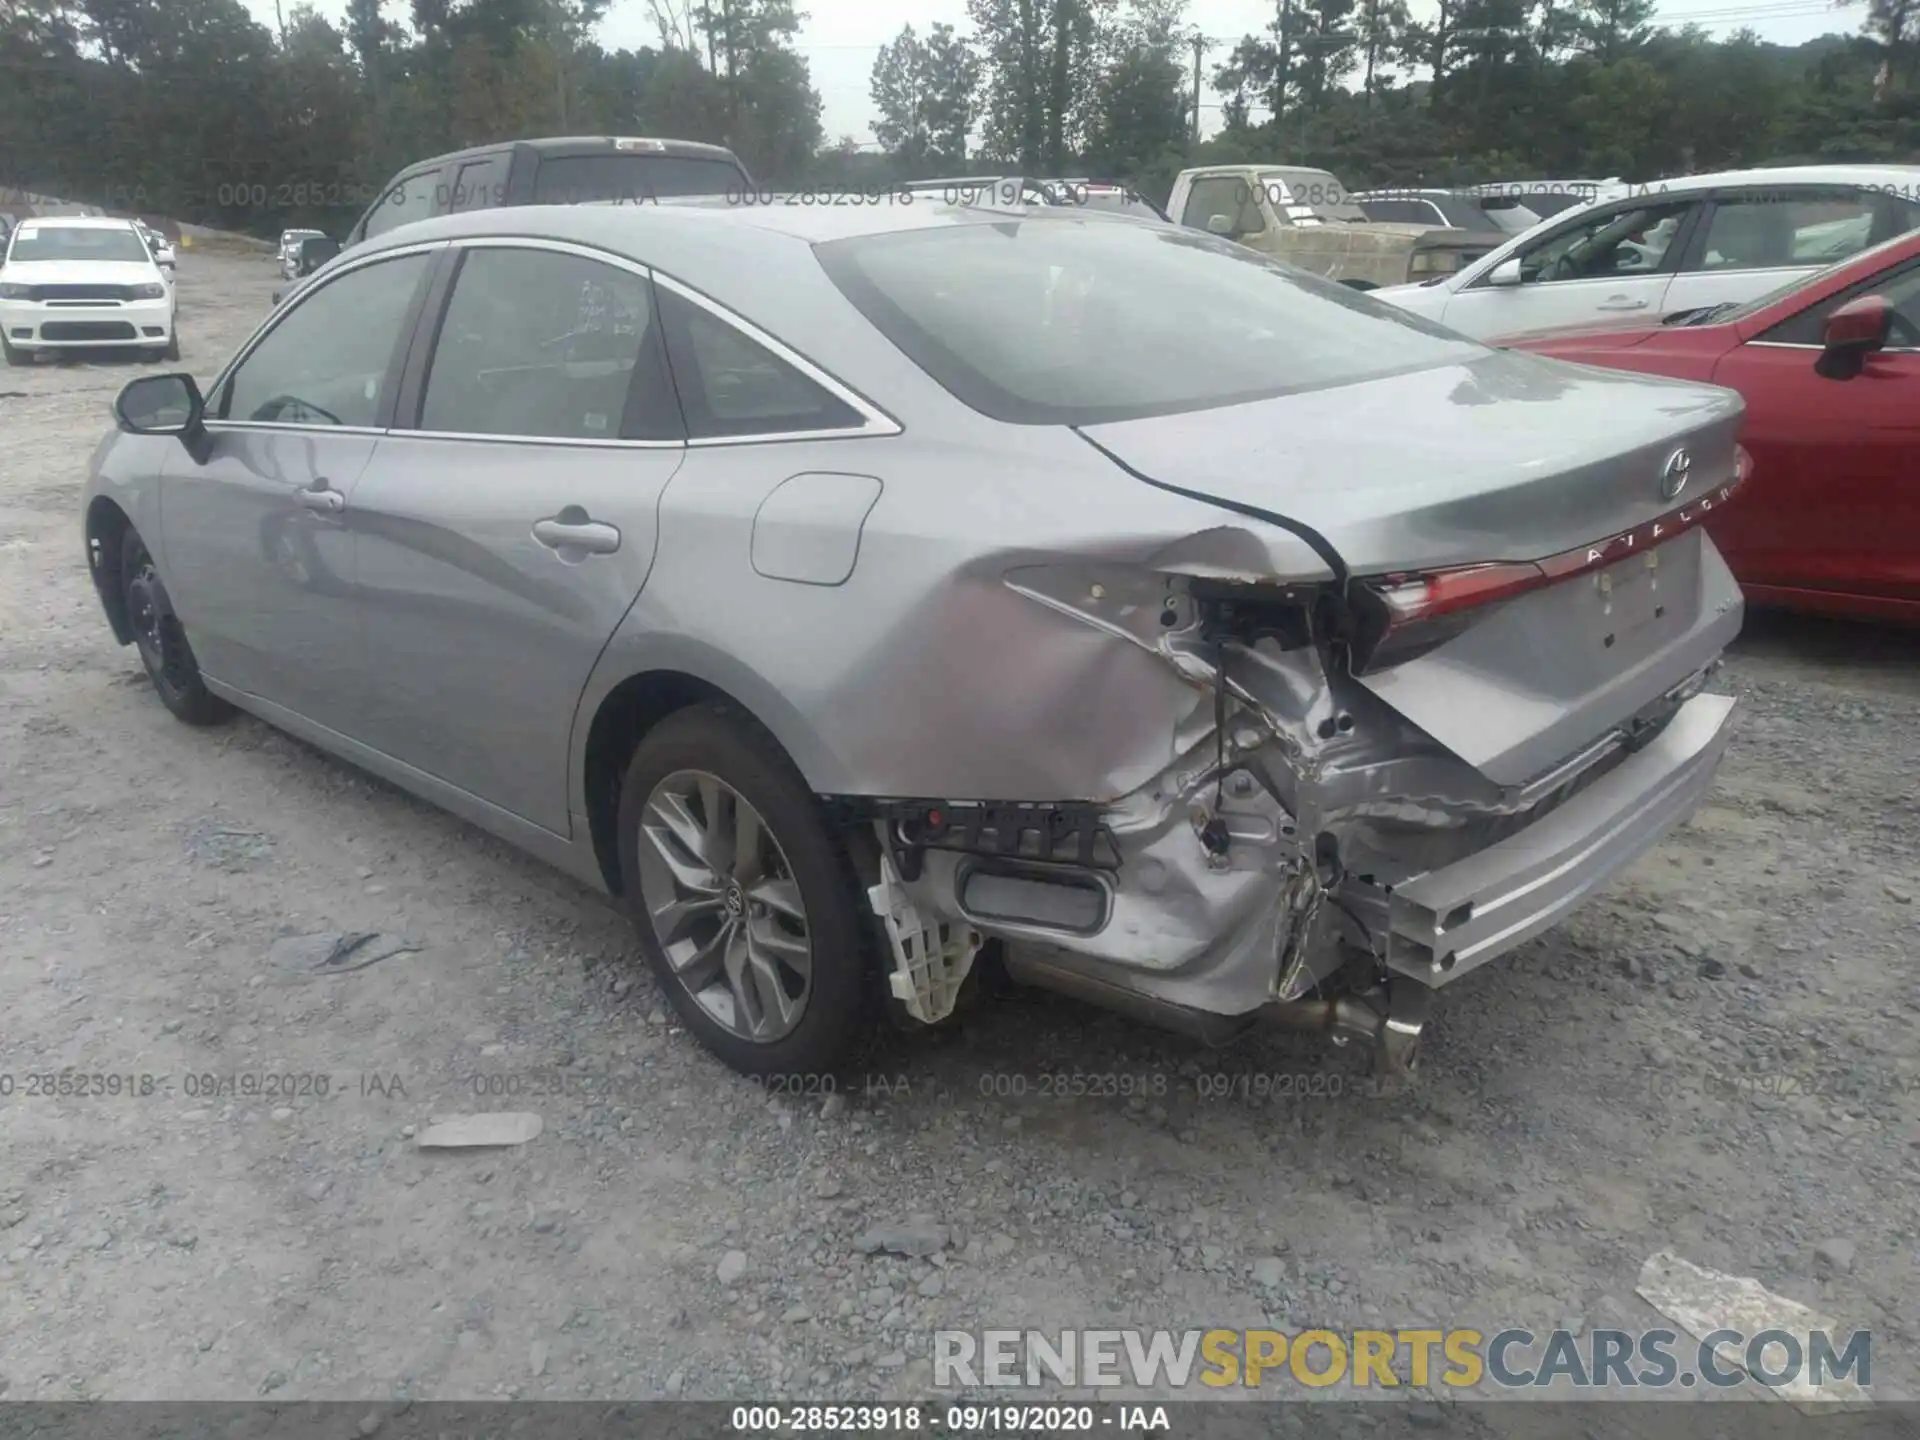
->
[{"left": 1189, "top": 32, "right": 1208, "bottom": 144}]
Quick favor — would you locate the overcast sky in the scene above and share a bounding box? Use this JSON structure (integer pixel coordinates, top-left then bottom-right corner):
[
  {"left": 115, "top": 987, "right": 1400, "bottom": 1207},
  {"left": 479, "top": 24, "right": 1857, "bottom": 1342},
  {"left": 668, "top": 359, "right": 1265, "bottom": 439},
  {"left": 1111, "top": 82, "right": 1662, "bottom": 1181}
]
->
[{"left": 250, "top": 0, "right": 1863, "bottom": 146}]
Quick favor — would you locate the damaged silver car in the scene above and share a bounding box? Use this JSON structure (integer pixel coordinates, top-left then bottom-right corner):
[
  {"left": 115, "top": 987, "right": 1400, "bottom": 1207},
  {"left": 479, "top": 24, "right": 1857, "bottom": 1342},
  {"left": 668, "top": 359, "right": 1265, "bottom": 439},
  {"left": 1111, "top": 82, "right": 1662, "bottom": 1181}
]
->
[{"left": 84, "top": 198, "right": 1748, "bottom": 1080}]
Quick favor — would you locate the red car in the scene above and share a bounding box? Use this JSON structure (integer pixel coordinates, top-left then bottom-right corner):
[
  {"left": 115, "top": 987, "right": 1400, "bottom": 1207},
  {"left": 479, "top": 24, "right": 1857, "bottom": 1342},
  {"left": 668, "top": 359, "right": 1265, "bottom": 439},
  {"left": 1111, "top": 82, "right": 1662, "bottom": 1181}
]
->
[{"left": 1503, "top": 229, "right": 1920, "bottom": 623}]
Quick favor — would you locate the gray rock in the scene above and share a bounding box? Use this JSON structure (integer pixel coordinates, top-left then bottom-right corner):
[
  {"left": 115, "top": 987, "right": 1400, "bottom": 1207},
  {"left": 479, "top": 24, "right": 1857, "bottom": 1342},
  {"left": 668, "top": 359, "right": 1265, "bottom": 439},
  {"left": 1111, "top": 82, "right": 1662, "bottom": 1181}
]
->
[
  {"left": 876, "top": 1351, "right": 907, "bottom": 1369},
  {"left": 259, "top": 1370, "right": 289, "bottom": 1395},
  {"left": 821, "top": 1093, "right": 849, "bottom": 1119},
  {"left": 855, "top": 1221, "right": 948, "bottom": 1258},
  {"left": 1887, "top": 883, "right": 1913, "bottom": 905},
  {"left": 917, "top": 1272, "right": 946, "bottom": 1299},
  {"left": 717, "top": 1249, "right": 749, "bottom": 1284},
  {"left": 357, "top": 1414, "right": 382, "bottom": 1437},
  {"left": 529, "top": 1341, "right": 549, "bottom": 1376},
  {"left": 1814, "top": 1238, "right": 1856, "bottom": 1275},
  {"left": 1697, "top": 957, "right": 1728, "bottom": 980},
  {"left": 1251, "top": 1256, "right": 1286, "bottom": 1289},
  {"left": 781, "top": 1304, "right": 814, "bottom": 1324},
  {"left": 664, "top": 1368, "right": 685, "bottom": 1397}
]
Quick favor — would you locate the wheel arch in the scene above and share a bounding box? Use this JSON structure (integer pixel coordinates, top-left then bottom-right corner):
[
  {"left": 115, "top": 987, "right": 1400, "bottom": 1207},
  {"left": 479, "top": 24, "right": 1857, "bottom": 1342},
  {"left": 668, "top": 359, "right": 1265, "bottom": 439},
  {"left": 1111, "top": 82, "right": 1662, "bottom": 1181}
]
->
[
  {"left": 577, "top": 655, "right": 852, "bottom": 897},
  {"left": 85, "top": 496, "right": 137, "bottom": 645}
]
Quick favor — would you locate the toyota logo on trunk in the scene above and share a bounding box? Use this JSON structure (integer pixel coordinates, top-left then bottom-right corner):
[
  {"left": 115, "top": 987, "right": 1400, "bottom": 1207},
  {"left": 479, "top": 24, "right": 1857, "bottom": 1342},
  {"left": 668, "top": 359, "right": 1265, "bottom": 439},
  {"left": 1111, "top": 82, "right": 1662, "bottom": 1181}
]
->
[{"left": 1660, "top": 448, "right": 1693, "bottom": 500}]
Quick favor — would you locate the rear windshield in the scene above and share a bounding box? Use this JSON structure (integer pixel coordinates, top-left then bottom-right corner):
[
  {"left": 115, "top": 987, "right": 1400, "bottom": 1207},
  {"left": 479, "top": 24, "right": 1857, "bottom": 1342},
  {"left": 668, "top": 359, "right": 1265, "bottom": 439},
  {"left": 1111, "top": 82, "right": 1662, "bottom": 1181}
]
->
[
  {"left": 815, "top": 217, "right": 1482, "bottom": 426},
  {"left": 532, "top": 153, "right": 746, "bottom": 204},
  {"left": 7, "top": 225, "right": 150, "bottom": 264}
]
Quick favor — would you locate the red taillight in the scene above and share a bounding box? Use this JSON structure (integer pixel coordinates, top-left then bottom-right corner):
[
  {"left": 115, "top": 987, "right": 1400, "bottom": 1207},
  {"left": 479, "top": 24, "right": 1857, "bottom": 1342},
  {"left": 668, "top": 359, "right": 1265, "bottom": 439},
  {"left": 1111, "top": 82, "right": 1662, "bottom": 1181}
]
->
[
  {"left": 1361, "top": 446, "right": 1753, "bottom": 668},
  {"left": 1374, "top": 561, "right": 1550, "bottom": 626}
]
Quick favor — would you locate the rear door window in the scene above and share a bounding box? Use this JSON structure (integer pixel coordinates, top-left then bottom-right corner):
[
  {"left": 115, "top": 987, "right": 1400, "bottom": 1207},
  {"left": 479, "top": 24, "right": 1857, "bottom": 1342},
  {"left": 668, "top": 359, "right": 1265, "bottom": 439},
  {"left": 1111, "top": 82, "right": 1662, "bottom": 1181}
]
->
[
  {"left": 1692, "top": 189, "right": 1881, "bottom": 273},
  {"left": 418, "top": 246, "right": 681, "bottom": 441}
]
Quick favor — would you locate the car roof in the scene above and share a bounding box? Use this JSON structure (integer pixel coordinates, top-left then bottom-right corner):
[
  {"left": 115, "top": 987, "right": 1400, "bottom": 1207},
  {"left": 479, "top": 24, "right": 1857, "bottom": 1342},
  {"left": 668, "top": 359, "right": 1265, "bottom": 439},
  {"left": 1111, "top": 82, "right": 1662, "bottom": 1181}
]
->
[
  {"left": 1601, "top": 163, "right": 1920, "bottom": 198},
  {"left": 406, "top": 135, "right": 742, "bottom": 170},
  {"left": 347, "top": 199, "right": 1161, "bottom": 328}
]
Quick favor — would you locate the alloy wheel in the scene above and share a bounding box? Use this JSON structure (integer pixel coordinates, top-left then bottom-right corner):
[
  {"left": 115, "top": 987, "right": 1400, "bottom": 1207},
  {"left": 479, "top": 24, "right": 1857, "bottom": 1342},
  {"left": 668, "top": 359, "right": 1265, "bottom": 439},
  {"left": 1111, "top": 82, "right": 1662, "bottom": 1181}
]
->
[{"left": 635, "top": 769, "right": 813, "bottom": 1043}]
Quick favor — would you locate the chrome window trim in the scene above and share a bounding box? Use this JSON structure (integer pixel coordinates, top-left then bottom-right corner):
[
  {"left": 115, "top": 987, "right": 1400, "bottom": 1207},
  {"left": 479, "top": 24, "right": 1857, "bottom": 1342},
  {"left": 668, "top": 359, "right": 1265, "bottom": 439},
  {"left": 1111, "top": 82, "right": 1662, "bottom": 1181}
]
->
[
  {"left": 649, "top": 269, "right": 903, "bottom": 441},
  {"left": 388, "top": 429, "right": 685, "bottom": 451},
  {"left": 203, "top": 421, "right": 390, "bottom": 437},
  {"left": 207, "top": 240, "right": 447, "bottom": 422},
  {"left": 1745, "top": 340, "right": 1920, "bottom": 353}
]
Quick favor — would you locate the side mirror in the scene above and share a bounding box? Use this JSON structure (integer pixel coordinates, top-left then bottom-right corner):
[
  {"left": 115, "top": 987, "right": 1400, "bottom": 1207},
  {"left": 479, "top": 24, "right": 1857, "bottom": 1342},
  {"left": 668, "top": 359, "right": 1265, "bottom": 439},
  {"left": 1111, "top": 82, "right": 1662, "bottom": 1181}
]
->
[
  {"left": 1487, "top": 257, "right": 1524, "bottom": 287},
  {"left": 1206, "top": 213, "right": 1235, "bottom": 237},
  {"left": 115, "top": 374, "right": 211, "bottom": 461},
  {"left": 297, "top": 236, "right": 341, "bottom": 275},
  {"left": 1814, "top": 295, "right": 1890, "bottom": 381}
]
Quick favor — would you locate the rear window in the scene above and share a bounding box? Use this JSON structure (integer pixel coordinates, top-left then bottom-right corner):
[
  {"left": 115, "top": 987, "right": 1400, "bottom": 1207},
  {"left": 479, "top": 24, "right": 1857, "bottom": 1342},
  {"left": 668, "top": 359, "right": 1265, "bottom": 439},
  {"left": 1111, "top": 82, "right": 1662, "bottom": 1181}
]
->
[
  {"left": 532, "top": 153, "right": 746, "bottom": 204},
  {"left": 815, "top": 217, "right": 1482, "bottom": 426}
]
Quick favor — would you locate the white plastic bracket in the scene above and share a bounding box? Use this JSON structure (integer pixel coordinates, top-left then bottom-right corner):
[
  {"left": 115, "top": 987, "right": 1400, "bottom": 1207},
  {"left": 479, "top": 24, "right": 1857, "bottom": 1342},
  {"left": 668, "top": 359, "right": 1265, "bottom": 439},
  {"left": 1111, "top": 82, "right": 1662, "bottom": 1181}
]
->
[{"left": 867, "top": 844, "right": 982, "bottom": 1025}]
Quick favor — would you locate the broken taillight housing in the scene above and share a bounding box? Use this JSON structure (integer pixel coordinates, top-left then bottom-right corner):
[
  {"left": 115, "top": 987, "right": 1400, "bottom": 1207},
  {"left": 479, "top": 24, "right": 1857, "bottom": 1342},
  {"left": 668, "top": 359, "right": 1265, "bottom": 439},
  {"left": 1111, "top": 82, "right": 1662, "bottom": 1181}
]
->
[{"left": 1355, "top": 443, "right": 1753, "bottom": 671}]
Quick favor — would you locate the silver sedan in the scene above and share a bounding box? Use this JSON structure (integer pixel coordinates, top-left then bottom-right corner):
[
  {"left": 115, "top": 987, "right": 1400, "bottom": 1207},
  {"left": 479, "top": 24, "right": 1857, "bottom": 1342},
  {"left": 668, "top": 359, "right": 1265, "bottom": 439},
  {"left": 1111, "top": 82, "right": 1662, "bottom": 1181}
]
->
[{"left": 85, "top": 198, "right": 1748, "bottom": 1079}]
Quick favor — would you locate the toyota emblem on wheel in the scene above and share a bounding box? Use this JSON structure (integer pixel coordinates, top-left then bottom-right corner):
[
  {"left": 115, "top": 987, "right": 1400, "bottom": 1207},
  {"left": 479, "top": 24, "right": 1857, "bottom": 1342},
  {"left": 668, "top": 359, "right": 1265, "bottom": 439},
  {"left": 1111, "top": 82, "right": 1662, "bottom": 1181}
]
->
[{"left": 1660, "top": 447, "right": 1692, "bottom": 500}]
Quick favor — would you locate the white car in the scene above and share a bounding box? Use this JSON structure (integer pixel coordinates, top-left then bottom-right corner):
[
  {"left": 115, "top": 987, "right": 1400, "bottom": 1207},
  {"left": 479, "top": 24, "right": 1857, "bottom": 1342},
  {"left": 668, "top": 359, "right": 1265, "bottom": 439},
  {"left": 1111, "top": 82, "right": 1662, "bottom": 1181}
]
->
[
  {"left": 1372, "top": 165, "right": 1920, "bottom": 339},
  {"left": 277, "top": 228, "right": 327, "bottom": 280},
  {"left": 135, "top": 221, "right": 178, "bottom": 271},
  {"left": 1, "top": 216, "right": 179, "bottom": 365}
]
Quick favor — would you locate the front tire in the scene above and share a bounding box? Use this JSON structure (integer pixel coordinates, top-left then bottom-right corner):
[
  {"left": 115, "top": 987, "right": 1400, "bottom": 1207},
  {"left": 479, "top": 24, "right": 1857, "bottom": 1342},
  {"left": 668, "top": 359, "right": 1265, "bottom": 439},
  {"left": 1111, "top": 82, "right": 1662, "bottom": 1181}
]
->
[
  {"left": 2, "top": 336, "right": 25, "bottom": 366},
  {"left": 617, "top": 704, "right": 870, "bottom": 1078},
  {"left": 163, "top": 331, "right": 180, "bottom": 362},
  {"left": 119, "top": 532, "right": 235, "bottom": 726}
]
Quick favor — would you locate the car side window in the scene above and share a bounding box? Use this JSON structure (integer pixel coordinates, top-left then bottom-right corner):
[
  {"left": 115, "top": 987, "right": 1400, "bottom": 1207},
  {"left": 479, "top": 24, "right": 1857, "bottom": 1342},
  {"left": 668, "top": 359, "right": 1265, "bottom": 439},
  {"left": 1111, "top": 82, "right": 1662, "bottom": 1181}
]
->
[
  {"left": 364, "top": 170, "right": 440, "bottom": 240},
  {"left": 219, "top": 253, "right": 430, "bottom": 427},
  {"left": 1510, "top": 200, "right": 1695, "bottom": 284},
  {"left": 1695, "top": 190, "right": 1882, "bottom": 273},
  {"left": 658, "top": 288, "right": 866, "bottom": 439},
  {"left": 1181, "top": 177, "right": 1263, "bottom": 236},
  {"left": 1759, "top": 259, "right": 1920, "bottom": 348},
  {"left": 449, "top": 159, "right": 502, "bottom": 213},
  {"left": 419, "top": 247, "right": 681, "bottom": 442}
]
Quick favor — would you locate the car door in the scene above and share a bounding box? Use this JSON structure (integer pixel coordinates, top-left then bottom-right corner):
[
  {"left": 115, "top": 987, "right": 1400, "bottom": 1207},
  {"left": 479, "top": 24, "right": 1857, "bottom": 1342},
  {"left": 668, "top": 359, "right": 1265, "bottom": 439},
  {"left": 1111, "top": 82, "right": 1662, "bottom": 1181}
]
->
[
  {"left": 344, "top": 239, "right": 689, "bottom": 836},
  {"left": 1706, "top": 255, "right": 1920, "bottom": 603},
  {"left": 1435, "top": 195, "right": 1700, "bottom": 339},
  {"left": 1661, "top": 186, "right": 1890, "bottom": 316},
  {"left": 158, "top": 246, "right": 438, "bottom": 735}
]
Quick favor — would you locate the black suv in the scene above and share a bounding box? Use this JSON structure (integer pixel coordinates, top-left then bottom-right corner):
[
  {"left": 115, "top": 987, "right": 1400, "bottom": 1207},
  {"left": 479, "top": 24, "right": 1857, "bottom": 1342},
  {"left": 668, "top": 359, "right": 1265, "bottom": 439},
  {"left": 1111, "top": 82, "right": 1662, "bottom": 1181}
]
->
[{"left": 278, "top": 135, "right": 753, "bottom": 298}]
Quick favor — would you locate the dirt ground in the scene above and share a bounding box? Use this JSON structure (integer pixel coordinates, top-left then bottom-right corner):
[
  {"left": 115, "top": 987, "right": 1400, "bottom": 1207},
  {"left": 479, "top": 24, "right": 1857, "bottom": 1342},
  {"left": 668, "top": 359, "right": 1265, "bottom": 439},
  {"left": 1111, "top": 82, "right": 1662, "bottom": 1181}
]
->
[{"left": 2, "top": 250, "right": 1917, "bottom": 1412}]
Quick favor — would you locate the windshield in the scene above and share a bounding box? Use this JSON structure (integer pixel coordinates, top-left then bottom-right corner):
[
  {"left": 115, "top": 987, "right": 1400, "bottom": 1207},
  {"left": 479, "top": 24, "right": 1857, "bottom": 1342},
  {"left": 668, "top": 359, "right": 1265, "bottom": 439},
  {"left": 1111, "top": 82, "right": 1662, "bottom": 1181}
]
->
[
  {"left": 7, "top": 225, "right": 151, "bottom": 264},
  {"left": 531, "top": 153, "right": 746, "bottom": 204},
  {"left": 1259, "top": 170, "right": 1367, "bottom": 224},
  {"left": 815, "top": 216, "right": 1483, "bottom": 426}
]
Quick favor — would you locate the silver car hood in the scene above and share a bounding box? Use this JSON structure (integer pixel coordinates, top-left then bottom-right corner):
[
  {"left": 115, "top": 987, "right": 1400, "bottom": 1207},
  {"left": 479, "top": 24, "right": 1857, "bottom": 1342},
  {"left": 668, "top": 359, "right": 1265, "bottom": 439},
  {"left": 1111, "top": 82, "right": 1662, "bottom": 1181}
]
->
[{"left": 1077, "top": 349, "right": 1745, "bottom": 578}]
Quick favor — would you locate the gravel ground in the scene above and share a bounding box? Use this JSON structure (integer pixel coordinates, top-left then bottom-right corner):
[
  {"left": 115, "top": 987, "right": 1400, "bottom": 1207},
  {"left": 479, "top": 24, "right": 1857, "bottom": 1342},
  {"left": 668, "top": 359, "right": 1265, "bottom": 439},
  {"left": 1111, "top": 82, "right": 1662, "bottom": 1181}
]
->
[{"left": 1, "top": 251, "right": 1917, "bottom": 1412}]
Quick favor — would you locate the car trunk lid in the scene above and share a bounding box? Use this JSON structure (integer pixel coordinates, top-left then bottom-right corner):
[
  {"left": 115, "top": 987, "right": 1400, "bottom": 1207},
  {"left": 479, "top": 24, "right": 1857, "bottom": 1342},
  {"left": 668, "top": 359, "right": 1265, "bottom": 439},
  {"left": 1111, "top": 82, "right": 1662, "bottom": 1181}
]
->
[{"left": 1078, "top": 350, "right": 1748, "bottom": 786}]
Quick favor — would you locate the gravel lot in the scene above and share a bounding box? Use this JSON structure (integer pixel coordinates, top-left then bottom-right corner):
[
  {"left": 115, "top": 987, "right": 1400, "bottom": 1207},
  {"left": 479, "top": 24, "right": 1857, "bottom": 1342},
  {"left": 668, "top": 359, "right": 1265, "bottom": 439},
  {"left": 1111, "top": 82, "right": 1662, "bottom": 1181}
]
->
[{"left": 2, "top": 249, "right": 1917, "bottom": 1412}]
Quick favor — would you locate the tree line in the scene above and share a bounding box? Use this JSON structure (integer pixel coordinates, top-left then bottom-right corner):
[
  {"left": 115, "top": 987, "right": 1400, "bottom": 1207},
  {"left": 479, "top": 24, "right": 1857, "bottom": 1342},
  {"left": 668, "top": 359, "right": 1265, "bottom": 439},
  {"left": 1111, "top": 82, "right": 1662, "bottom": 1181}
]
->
[{"left": 0, "top": 0, "right": 1913, "bottom": 240}]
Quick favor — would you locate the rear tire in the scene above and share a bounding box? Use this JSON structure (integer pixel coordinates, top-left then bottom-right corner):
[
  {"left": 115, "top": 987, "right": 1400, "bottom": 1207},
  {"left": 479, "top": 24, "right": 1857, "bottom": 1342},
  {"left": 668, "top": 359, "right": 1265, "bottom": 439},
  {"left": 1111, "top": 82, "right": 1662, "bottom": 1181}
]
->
[
  {"left": 118, "top": 532, "right": 235, "bottom": 726},
  {"left": 617, "top": 703, "right": 870, "bottom": 1079}
]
